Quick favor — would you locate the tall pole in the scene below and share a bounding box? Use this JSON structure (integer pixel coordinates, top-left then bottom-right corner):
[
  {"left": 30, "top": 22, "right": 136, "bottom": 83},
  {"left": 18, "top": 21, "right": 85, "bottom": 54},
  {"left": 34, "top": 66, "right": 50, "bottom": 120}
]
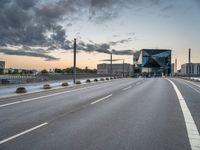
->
[
  {"left": 110, "top": 52, "right": 112, "bottom": 77},
  {"left": 175, "top": 58, "right": 177, "bottom": 73},
  {"left": 189, "top": 48, "right": 191, "bottom": 78},
  {"left": 73, "top": 38, "right": 76, "bottom": 84},
  {"left": 123, "top": 59, "right": 124, "bottom": 77}
]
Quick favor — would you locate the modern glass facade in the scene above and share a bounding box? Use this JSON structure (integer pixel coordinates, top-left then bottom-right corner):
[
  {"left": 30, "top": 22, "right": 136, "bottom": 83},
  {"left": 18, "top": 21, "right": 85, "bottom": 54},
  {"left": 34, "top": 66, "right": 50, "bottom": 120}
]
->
[{"left": 134, "top": 49, "right": 172, "bottom": 76}]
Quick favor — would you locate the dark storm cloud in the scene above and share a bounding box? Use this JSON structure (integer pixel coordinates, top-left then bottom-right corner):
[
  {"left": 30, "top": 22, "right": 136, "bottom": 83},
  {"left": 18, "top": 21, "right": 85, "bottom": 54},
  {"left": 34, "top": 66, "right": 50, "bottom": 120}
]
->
[{"left": 0, "top": 0, "right": 171, "bottom": 58}]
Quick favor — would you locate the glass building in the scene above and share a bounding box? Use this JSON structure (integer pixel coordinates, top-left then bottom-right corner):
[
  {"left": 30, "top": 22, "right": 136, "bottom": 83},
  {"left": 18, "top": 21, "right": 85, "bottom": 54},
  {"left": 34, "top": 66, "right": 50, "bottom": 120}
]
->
[{"left": 134, "top": 49, "right": 172, "bottom": 76}]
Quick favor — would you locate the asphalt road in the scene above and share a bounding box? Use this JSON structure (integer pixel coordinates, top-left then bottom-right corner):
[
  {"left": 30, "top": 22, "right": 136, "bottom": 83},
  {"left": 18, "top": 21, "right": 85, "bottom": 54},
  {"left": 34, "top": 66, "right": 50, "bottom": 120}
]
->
[{"left": 0, "top": 78, "right": 200, "bottom": 150}]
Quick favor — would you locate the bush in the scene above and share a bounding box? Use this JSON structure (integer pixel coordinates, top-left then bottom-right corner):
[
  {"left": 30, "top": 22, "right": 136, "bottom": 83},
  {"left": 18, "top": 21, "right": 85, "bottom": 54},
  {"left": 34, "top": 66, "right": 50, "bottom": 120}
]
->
[
  {"left": 100, "top": 78, "right": 104, "bottom": 81},
  {"left": 61, "top": 82, "right": 69, "bottom": 86},
  {"left": 110, "top": 77, "right": 113, "bottom": 79},
  {"left": 86, "top": 79, "right": 91, "bottom": 83},
  {"left": 43, "top": 84, "right": 51, "bottom": 89},
  {"left": 113, "top": 76, "right": 117, "bottom": 79},
  {"left": 94, "top": 79, "right": 98, "bottom": 82},
  {"left": 16, "top": 87, "right": 27, "bottom": 93},
  {"left": 106, "top": 78, "right": 109, "bottom": 80},
  {"left": 76, "top": 81, "right": 81, "bottom": 84}
]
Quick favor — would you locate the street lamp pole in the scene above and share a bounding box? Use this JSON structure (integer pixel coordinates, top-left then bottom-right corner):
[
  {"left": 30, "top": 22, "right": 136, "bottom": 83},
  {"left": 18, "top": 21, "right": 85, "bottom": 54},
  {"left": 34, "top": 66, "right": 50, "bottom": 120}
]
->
[
  {"left": 123, "top": 59, "right": 124, "bottom": 77},
  {"left": 188, "top": 48, "right": 191, "bottom": 79},
  {"left": 110, "top": 52, "right": 112, "bottom": 77},
  {"left": 73, "top": 38, "right": 77, "bottom": 84}
]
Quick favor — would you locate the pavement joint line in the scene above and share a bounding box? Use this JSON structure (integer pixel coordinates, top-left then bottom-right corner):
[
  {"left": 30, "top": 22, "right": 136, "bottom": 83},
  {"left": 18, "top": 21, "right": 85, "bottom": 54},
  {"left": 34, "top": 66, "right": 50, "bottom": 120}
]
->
[
  {"left": 123, "top": 86, "right": 132, "bottom": 91},
  {"left": 0, "top": 85, "right": 99, "bottom": 108},
  {"left": 167, "top": 79, "right": 200, "bottom": 150},
  {"left": 0, "top": 122, "right": 48, "bottom": 145},
  {"left": 91, "top": 94, "right": 112, "bottom": 105}
]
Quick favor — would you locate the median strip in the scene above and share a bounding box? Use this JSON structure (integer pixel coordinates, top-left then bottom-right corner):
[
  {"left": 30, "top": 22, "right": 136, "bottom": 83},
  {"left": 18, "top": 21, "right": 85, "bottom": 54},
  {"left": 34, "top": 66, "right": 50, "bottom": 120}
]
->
[
  {"left": 0, "top": 122, "right": 48, "bottom": 145},
  {"left": 91, "top": 94, "right": 112, "bottom": 105},
  {"left": 167, "top": 79, "right": 200, "bottom": 150}
]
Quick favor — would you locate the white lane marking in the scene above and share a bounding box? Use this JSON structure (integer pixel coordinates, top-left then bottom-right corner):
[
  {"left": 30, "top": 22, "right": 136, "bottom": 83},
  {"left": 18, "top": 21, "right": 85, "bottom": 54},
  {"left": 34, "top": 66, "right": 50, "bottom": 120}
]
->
[
  {"left": 0, "top": 85, "right": 98, "bottom": 108},
  {"left": 123, "top": 86, "right": 132, "bottom": 91},
  {"left": 167, "top": 79, "right": 200, "bottom": 150},
  {"left": 182, "top": 82, "right": 200, "bottom": 94},
  {"left": 91, "top": 94, "right": 112, "bottom": 105},
  {"left": 0, "top": 122, "right": 48, "bottom": 145},
  {"left": 184, "top": 79, "right": 200, "bottom": 88}
]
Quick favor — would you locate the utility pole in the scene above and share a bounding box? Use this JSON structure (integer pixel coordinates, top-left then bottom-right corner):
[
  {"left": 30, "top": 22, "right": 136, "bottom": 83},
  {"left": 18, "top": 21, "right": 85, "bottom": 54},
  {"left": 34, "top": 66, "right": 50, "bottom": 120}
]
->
[
  {"left": 73, "top": 38, "right": 76, "bottom": 84},
  {"left": 110, "top": 52, "right": 112, "bottom": 77},
  {"left": 188, "top": 48, "right": 191, "bottom": 79}
]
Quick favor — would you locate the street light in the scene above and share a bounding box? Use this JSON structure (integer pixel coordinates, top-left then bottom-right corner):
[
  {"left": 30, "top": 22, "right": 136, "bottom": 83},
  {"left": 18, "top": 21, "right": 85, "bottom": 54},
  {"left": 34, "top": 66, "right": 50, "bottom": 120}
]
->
[{"left": 73, "top": 38, "right": 76, "bottom": 84}]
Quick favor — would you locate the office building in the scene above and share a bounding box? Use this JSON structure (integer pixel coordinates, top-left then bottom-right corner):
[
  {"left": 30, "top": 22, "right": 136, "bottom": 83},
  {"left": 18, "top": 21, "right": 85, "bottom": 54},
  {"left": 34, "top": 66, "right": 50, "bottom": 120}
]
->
[
  {"left": 181, "top": 63, "right": 200, "bottom": 76},
  {"left": 133, "top": 49, "right": 172, "bottom": 76},
  {"left": 97, "top": 63, "right": 132, "bottom": 76}
]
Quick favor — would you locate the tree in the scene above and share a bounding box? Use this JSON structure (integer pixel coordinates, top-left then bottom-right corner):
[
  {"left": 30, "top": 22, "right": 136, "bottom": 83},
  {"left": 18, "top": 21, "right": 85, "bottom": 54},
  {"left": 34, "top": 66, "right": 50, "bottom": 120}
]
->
[
  {"left": 41, "top": 69, "right": 48, "bottom": 74},
  {"left": 54, "top": 68, "right": 63, "bottom": 73}
]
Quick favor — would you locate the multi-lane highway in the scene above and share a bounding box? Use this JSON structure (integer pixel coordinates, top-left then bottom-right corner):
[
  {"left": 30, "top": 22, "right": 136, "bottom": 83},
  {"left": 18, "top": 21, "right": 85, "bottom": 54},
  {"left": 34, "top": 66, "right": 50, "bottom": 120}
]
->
[{"left": 0, "top": 78, "right": 200, "bottom": 150}]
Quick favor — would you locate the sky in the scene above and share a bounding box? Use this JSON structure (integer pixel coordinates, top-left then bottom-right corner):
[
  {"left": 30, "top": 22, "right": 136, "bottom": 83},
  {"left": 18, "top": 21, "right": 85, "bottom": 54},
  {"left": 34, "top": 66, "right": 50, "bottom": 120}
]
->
[{"left": 0, "top": 0, "right": 199, "bottom": 70}]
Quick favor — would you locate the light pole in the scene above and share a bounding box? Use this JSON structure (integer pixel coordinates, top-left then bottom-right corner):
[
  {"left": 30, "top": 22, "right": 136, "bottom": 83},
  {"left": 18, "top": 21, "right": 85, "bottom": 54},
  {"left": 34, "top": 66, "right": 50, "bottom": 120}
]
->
[
  {"left": 122, "top": 59, "right": 124, "bottom": 77},
  {"left": 73, "top": 38, "right": 76, "bottom": 84},
  {"left": 188, "top": 48, "right": 191, "bottom": 79},
  {"left": 110, "top": 52, "right": 112, "bottom": 77}
]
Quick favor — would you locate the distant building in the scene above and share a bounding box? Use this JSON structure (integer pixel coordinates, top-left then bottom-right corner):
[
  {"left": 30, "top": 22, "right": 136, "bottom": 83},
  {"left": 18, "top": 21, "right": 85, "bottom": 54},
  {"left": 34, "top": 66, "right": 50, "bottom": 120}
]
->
[
  {"left": 0, "top": 61, "right": 5, "bottom": 74},
  {"left": 133, "top": 49, "right": 172, "bottom": 76},
  {"left": 97, "top": 63, "right": 132, "bottom": 76},
  {"left": 181, "top": 63, "right": 200, "bottom": 76},
  {"left": 171, "top": 63, "right": 175, "bottom": 76}
]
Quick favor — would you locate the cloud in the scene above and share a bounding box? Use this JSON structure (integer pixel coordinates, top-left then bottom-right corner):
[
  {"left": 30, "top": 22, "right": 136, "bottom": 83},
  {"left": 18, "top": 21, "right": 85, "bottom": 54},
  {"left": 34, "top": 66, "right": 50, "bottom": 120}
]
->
[
  {"left": 109, "top": 38, "right": 133, "bottom": 46},
  {"left": 76, "top": 40, "right": 133, "bottom": 55},
  {"left": 0, "top": 0, "right": 171, "bottom": 59},
  {"left": 112, "top": 49, "right": 134, "bottom": 55},
  {"left": 113, "top": 35, "right": 119, "bottom": 37},
  {"left": 161, "top": 4, "right": 173, "bottom": 11},
  {"left": 0, "top": 47, "right": 59, "bottom": 61},
  {"left": 67, "top": 23, "right": 72, "bottom": 27}
]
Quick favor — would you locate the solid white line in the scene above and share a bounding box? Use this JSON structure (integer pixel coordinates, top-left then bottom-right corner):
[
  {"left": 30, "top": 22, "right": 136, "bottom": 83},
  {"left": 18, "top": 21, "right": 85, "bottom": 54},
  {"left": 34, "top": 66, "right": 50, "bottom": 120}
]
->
[
  {"left": 0, "top": 122, "right": 48, "bottom": 145},
  {"left": 91, "top": 94, "right": 112, "bottom": 105},
  {"left": 167, "top": 79, "right": 200, "bottom": 150},
  {"left": 0, "top": 85, "right": 98, "bottom": 108},
  {"left": 123, "top": 86, "right": 132, "bottom": 91},
  {"left": 182, "top": 82, "right": 200, "bottom": 94},
  {"left": 184, "top": 79, "right": 200, "bottom": 88}
]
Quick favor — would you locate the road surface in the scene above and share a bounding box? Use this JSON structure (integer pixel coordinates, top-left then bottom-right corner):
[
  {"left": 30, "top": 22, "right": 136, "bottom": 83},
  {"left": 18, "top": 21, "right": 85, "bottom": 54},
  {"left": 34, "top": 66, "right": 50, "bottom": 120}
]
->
[{"left": 0, "top": 78, "right": 200, "bottom": 150}]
